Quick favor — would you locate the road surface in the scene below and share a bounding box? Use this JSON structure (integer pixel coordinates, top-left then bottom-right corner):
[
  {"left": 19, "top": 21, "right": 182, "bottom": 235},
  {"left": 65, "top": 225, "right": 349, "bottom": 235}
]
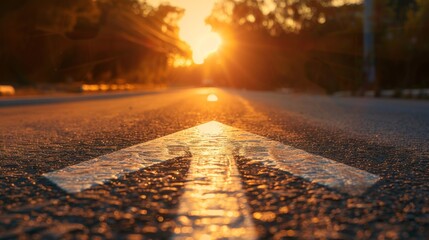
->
[{"left": 0, "top": 88, "right": 428, "bottom": 239}]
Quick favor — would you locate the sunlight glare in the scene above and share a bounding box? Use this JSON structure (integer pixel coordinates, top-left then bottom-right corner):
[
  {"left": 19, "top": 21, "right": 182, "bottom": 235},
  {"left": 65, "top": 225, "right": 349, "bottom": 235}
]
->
[
  {"left": 171, "top": 56, "right": 193, "bottom": 67},
  {"left": 147, "top": 0, "right": 220, "bottom": 64},
  {"left": 197, "top": 121, "right": 223, "bottom": 136},
  {"left": 193, "top": 33, "right": 222, "bottom": 64},
  {"left": 207, "top": 94, "right": 219, "bottom": 102}
]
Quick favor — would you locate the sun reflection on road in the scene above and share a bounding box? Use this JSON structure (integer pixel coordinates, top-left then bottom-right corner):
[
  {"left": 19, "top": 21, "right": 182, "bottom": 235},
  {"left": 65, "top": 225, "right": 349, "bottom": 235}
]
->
[
  {"left": 173, "top": 121, "right": 257, "bottom": 239},
  {"left": 197, "top": 121, "right": 223, "bottom": 136},
  {"left": 207, "top": 94, "right": 218, "bottom": 102}
]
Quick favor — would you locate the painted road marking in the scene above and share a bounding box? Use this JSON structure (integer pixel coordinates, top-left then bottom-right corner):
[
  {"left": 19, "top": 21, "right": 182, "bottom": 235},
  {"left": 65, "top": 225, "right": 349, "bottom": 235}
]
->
[
  {"left": 44, "top": 121, "right": 380, "bottom": 195},
  {"left": 228, "top": 129, "right": 381, "bottom": 196},
  {"left": 172, "top": 123, "right": 256, "bottom": 239},
  {"left": 43, "top": 132, "right": 192, "bottom": 193}
]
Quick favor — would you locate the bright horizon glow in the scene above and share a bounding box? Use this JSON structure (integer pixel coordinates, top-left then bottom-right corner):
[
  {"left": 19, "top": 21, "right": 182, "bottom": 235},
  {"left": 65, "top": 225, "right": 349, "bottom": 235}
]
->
[
  {"left": 147, "top": 0, "right": 358, "bottom": 65},
  {"left": 333, "top": 0, "right": 362, "bottom": 5},
  {"left": 193, "top": 33, "right": 222, "bottom": 64},
  {"left": 148, "top": 0, "right": 221, "bottom": 64}
]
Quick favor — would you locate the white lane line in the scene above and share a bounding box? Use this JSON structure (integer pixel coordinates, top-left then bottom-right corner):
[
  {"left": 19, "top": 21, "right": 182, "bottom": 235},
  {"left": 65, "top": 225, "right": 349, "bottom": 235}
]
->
[
  {"left": 44, "top": 121, "right": 380, "bottom": 196},
  {"left": 172, "top": 123, "right": 257, "bottom": 239}
]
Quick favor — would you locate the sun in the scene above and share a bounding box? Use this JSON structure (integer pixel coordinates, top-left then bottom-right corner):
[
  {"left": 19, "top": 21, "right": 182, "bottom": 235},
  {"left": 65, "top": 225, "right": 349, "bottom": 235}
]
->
[
  {"left": 192, "top": 32, "right": 222, "bottom": 64},
  {"left": 147, "top": 0, "right": 221, "bottom": 65}
]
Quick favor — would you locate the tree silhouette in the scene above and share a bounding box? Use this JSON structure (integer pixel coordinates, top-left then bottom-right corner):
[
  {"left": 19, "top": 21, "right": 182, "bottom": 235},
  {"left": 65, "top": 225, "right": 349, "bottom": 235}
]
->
[
  {"left": 202, "top": 0, "right": 429, "bottom": 92},
  {"left": 0, "top": 0, "right": 190, "bottom": 86}
]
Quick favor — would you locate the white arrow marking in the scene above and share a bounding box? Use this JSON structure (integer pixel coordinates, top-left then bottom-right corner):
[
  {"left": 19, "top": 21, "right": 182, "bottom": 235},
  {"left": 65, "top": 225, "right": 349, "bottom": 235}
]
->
[
  {"left": 44, "top": 121, "right": 379, "bottom": 239},
  {"left": 44, "top": 121, "right": 379, "bottom": 195}
]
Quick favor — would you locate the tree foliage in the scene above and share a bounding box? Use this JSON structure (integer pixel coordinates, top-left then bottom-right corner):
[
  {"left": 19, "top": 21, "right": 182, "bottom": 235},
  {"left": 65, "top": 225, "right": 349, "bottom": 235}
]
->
[
  {"left": 203, "top": 0, "right": 429, "bottom": 92},
  {"left": 0, "top": 0, "right": 190, "bottom": 86}
]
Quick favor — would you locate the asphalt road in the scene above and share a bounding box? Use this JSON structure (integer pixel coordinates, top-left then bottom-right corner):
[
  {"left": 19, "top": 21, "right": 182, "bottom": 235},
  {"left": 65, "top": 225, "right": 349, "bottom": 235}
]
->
[{"left": 0, "top": 87, "right": 428, "bottom": 239}]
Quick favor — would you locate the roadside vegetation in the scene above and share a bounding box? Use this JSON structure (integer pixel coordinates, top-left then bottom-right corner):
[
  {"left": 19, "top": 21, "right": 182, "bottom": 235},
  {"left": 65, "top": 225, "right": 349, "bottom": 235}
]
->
[
  {"left": 0, "top": 0, "right": 190, "bottom": 91},
  {"left": 177, "top": 0, "right": 429, "bottom": 94},
  {"left": 0, "top": 0, "right": 428, "bottom": 95}
]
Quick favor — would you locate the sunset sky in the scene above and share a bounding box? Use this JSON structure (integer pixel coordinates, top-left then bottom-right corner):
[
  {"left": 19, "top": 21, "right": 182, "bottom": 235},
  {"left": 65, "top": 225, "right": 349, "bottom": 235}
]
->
[
  {"left": 147, "top": 0, "right": 220, "bottom": 64},
  {"left": 147, "top": 0, "right": 362, "bottom": 63}
]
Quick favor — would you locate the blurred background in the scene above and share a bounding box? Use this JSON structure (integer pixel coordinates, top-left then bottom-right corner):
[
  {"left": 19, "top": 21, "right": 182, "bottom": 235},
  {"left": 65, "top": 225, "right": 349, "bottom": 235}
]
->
[{"left": 0, "top": 0, "right": 428, "bottom": 97}]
